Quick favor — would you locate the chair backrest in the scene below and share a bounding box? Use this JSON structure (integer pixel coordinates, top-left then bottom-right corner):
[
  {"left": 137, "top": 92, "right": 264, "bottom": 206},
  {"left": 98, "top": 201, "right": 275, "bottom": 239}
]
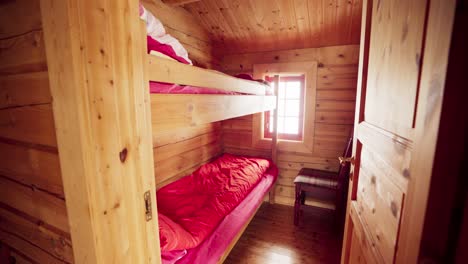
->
[{"left": 337, "top": 136, "right": 353, "bottom": 180}]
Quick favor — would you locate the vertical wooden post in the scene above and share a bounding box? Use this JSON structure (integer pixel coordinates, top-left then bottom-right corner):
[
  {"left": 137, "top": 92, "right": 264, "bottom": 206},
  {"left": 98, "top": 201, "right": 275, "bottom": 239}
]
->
[
  {"left": 40, "top": 0, "right": 160, "bottom": 263},
  {"left": 269, "top": 75, "right": 280, "bottom": 204}
]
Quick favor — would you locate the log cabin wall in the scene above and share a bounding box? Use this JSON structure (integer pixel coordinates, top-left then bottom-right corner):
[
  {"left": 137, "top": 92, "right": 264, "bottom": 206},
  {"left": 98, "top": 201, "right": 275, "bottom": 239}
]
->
[
  {"left": 143, "top": 1, "right": 224, "bottom": 188},
  {"left": 221, "top": 45, "right": 359, "bottom": 205},
  {"left": 141, "top": 0, "right": 221, "bottom": 69},
  {"left": 0, "top": 0, "right": 72, "bottom": 263},
  {"left": 153, "top": 122, "right": 223, "bottom": 189}
]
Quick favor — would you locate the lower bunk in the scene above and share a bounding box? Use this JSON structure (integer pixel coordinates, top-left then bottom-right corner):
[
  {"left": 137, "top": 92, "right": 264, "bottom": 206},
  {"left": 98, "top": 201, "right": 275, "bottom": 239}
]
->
[{"left": 156, "top": 154, "right": 278, "bottom": 264}]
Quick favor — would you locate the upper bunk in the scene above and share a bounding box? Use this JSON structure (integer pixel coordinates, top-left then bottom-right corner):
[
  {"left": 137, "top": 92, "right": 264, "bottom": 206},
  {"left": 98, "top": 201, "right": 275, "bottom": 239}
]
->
[
  {"left": 140, "top": 5, "right": 276, "bottom": 131},
  {"left": 147, "top": 55, "right": 277, "bottom": 130}
]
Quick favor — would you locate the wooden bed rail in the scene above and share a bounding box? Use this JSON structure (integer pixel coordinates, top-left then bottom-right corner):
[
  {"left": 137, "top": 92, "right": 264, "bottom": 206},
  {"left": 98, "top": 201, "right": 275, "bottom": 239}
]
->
[
  {"left": 151, "top": 94, "right": 276, "bottom": 130},
  {"left": 147, "top": 55, "right": 267, "bottom": 95}
]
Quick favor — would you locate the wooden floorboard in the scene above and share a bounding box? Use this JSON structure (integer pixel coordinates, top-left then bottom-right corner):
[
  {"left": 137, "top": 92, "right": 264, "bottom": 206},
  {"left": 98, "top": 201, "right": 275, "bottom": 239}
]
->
[{"left": 224, "top": 203, "right": 342, "bottom": 264}]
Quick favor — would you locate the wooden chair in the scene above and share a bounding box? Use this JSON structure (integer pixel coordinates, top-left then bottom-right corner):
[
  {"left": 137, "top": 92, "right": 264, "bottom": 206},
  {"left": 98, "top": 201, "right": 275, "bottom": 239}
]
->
[{"left": 294, "top": 137, "right": 353, "bottom": 226}]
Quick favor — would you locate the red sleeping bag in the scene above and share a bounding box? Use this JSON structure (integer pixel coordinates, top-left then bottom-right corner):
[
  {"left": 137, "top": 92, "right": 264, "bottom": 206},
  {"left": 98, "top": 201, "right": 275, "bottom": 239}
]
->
[{"left": 156, "top": 154, "right": 273, "bottom": 251}]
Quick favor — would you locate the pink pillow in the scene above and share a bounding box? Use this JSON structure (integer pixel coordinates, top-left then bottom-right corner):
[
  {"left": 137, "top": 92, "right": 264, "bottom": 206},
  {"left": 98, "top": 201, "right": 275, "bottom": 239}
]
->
[{"left": 158, "top": 213, "right": 197, "bottom": 251}]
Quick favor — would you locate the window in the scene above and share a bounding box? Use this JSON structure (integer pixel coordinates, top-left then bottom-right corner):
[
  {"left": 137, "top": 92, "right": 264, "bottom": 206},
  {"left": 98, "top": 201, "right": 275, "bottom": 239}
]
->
[{"left": 264, "top": 75, "right": 305, "bottom": 141}]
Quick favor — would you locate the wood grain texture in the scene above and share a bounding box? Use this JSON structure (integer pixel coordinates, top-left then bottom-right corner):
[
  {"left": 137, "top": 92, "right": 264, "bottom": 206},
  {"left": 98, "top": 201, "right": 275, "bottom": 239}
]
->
[
  {"left": 141, "top": 0, "right": 220, "bottom": 69},
  {"left": 147, "top": 55, "right": 267, "bottom": 95},
  {"left": 342, "top": 0, "right": 458, "bottom": 263},
  {"left": 151, "top": 94, "right": 276, "bottom": 130},
  {"left": 0, "top": 1, "right": 68, "bottom": 262},
  {"left": 0, "top": 229, "right": 64, "bottom": 264},
  {"left": 221, "top": 45, "right": 357, "bottom": 205},
  {"left": 0, "top": 30, "right": 47, "bottom": 75},
  {"left": 184, "top": 0, "right": 362, "bottom": 54},
  {"left": 162, "top": 0, "right": 201, "bottom": 6},
  {"left": 41, "top": 1, "right": 159, "bottom": 263},
  {"left": 0, "top": 207, "right": 73, "bottom": 263},
  {"left": 396, "top": 0, "right": 457, "bottom": 262},
  {"left": 364, "top": 0, "right": 427, "bottom": 140},
  {"left": 0, "top": 0, "right": 42, "bottom": 39},
  {"left": 0, "top": 72, "right": 51, "bottom": 109},
  {"left": 0, "top": 176, "right": 68, "bottom": 234},
  {"left": 224, "top": 203, "right": 342, "bottom": 264},
  {"left": 0, "top": 141, "right": 63, "bottom": 197},
  {"left": 222, "top": 45, "right": 360, "bottom": 74},
  {"left": 0, "top": 104, "right": 57, "bottom": 147}
]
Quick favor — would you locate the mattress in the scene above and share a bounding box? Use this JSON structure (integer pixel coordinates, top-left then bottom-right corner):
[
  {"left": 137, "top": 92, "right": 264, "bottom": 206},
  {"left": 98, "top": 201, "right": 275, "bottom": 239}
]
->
[{"left": 162, "top": 167, "right": 277, "bottom": 264}]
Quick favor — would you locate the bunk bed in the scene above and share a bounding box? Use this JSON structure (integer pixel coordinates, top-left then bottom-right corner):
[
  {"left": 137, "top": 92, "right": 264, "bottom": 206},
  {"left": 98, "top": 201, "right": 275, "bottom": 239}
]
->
[{"left": 139, "top": 4, "right": 278, "bottom": 263}]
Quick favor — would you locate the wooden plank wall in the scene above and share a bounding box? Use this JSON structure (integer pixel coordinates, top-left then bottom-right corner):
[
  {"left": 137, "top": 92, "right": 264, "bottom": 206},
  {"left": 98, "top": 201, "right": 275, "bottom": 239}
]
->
[
  {"left": 221, "top": 45, "right": 359, "bottom": 206},
  {"left": 152, "top": 122, "right": 223, "bottom": 189},
  {"left": 143, "top": 0, "right": 225, "bottom": 189},
  {"left": 141, "top": 0, "right": 221, "bottom": 69},
  {"left": 0, "top": 0, "right": 72, "bottom": 263}
]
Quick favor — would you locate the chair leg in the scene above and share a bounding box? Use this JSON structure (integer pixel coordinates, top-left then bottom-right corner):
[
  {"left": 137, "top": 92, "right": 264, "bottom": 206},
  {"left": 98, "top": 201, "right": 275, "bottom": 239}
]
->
[{"left": 294, "top": 184, "right": 301, "bottom": 226}]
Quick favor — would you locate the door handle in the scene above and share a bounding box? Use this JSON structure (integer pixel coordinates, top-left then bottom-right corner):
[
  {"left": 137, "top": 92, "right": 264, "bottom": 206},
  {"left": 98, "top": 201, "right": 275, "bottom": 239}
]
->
[{"left": 338, "top": 156, "right": 355, "bottom": 165}]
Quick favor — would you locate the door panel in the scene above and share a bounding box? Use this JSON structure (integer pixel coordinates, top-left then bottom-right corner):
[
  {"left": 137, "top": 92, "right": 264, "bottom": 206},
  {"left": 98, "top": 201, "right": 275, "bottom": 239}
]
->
[
  {"left": 342, "top": 0, "right": 442, "bottom": 262},
  {"left": 364, "top": 0, "right": 428, "bottom": 139},
  {"left": 349, "top": 229, "right": 367, "bottom": 264}
]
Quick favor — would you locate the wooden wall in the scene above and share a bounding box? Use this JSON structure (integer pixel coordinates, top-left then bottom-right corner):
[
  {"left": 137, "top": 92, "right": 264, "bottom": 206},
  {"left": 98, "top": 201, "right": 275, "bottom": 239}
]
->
[
  {"left": 221, "top": 45, "right": 359, "bottom": 206},
  {"left": 142, "top": 0, "right": 221, "bottom": 69},
  {"left": 0, "top": 0, "right": 72, "bottom": 263},
  {"left": 142, "top": 1, "right": 225, "bottom": 189},
  {"left": 152, "top": 122, "right": 223, "bottom": 189}
]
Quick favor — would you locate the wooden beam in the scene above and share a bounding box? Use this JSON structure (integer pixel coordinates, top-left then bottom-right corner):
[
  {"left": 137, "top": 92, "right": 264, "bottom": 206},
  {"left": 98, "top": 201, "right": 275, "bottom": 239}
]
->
[
  {"left": 147, "top": 55, "right": 267, "bottom": 95},
  {"left": 270, "top": 75, "right": 279, "bottom": 204},
  {"left": 161, "top": 0, "right": 201, "bottom": 6},
  {"left": 151, "top": 94, "right": 276, "bottom": 130},
  {"left": 40, "top": 0, "right": 160, "bottom": 263}
]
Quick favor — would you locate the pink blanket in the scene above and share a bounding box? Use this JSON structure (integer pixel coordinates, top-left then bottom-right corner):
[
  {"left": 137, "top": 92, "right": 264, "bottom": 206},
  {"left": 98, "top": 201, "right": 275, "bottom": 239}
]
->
[{"left": 156, "top": 154, "right": 274, "bottom": 252}]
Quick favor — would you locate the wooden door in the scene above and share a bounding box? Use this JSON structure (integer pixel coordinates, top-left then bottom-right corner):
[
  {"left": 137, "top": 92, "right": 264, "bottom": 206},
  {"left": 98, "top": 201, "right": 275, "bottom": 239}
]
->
[{"left": 341, "top": 0, "right": 458, "bottom": 263}]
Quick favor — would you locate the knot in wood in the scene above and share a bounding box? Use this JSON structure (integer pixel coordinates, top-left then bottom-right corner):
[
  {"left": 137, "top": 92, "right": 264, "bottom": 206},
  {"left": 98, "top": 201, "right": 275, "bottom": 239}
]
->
[{"left": 119, "top": 148, "right": 128, "bottom": 163}]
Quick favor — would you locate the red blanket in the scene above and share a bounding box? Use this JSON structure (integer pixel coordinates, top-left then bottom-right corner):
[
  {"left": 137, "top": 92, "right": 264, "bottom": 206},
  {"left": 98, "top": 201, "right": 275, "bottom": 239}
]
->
[{"left": 156, "top": 154, "right": 273, "bottom": 251}]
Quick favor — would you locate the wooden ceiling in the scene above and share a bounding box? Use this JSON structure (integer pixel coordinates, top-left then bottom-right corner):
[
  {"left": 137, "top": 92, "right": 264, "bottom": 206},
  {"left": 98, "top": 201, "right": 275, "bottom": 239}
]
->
[{"left": 180, "top": 0, "right": 363, "bottom": 55}]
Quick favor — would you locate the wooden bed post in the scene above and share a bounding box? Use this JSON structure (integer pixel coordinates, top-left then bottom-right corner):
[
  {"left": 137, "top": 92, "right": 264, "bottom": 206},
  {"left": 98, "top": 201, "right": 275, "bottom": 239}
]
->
[
  {"left": 270, "top": 75, "right": 280, "bottom": 204},
  {"left": 40, "top": 0, "right": 160, "bottom": 263}
]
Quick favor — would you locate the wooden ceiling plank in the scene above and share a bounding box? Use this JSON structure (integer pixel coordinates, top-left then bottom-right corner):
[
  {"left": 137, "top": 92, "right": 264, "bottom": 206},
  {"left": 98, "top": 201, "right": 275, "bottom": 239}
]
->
[
  {"left": 275, "top": 0, "right": 301, "bottom": 49},
  {"left": 321, "top": 0, "right": 337, "bottom": 45},
  {"left": 202, "top": 0, "right": 237, "bottom": 43},
  {"left": 350, "top": 0, "right": 363, "bottom": 44},
  {"left": 162, "top": 0, "right": 201, "bottom": 6},
  {"left": 183, "top": 0, "right": 362, "bottom": 54},
  {"left": 294, "top": 0, "right": 313, "bottom": 46},
  {"left": 336, "top": 0, "right": 354, "bottom": 44},
  {"left": 307, "top": 0, "right": 325, "bottom": 46},
  {"left": 217, "top": 0, "right": 249, "bottom": 41}
]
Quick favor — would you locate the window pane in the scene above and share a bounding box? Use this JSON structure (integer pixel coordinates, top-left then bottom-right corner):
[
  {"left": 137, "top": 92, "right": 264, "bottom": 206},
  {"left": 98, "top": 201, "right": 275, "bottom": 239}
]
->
[
  {"left": 284, "top": 117, "right": 299, "bottom": 134},
  {"left": 277, "top": 117, "right": 285, "bottom": 134},
  {"left": 286, "top": 82, "right": 301, "bottom": 99},
  {"left": 278, "top": 82, "right": 286, "bottom": 98},
  {"left": 278, "top": 100, "right": 286, "bottom": 116},
  {"left": 284, "top": 100, "right": 300, "bottom": 116}
]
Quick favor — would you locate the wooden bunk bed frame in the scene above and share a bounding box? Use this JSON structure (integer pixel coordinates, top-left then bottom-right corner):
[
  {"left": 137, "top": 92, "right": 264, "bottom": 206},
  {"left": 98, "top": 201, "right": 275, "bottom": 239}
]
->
[
  {"left": 144, "top": 22, "right": 276, "bottom": 261},
  {"left": 146, "top": 47, "right": 276, "bottom": 264},
  {"left": 147, "top": 55, "right": 276, "bottom": 129}
]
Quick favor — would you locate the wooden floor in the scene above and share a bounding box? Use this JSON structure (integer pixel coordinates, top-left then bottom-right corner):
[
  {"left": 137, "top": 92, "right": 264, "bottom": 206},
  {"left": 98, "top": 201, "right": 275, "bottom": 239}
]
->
[{"left": 224, "top": 203, "right": 342, "bottom": 264}]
